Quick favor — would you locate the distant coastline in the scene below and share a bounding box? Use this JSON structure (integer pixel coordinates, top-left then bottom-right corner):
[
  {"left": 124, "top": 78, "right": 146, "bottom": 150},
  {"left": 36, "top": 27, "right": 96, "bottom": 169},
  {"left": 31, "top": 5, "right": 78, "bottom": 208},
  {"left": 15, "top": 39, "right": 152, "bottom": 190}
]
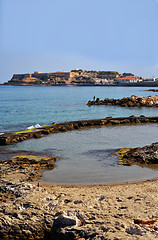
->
[
  {"left": 3, "top": 69, "right": 158, "bottom": 87},
  {"left": 2, "top": 82, "right": 158, "bottom": 87}
]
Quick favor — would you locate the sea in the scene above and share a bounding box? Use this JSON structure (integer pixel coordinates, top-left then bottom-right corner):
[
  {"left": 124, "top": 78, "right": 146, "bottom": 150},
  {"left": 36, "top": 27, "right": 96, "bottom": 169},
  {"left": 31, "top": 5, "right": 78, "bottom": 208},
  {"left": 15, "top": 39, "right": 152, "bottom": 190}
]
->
[{"left": 0, "top": 85, "right": 158, "bottom": 184}]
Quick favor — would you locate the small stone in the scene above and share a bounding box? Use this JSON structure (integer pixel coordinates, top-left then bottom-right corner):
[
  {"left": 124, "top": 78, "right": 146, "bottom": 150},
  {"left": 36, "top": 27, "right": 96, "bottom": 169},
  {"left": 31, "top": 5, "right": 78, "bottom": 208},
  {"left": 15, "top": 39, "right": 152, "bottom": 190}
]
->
[
  {"left": 53, "top": 215, "right": 76, "bottom": 228},
  {"left": 64, "top": 199, "right": 72, "bottom": 203},
  {"left": 126, "top": 226, "right": 144, "bottom": 235},
  {"left": 22, "top": 229, "right": 32, "bottom": 236},
  {"left": 74, "top": 200, "right": 83, "bottom": 204},
  {"left": 96, "top": 196, "right": 105, "bottom": 201}
]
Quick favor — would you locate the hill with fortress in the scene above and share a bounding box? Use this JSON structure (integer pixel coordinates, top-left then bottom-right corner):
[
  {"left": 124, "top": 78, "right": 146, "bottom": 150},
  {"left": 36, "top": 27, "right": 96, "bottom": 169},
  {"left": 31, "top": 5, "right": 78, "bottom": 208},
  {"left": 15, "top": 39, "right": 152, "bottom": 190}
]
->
[{"left": 4, "top": 69, "right": 158, "bottom": 86}]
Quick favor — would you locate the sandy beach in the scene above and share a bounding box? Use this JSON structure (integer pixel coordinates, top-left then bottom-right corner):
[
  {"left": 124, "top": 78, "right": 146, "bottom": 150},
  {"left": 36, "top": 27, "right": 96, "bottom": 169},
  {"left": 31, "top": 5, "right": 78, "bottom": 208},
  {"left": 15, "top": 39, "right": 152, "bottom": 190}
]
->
[
  {"left": 1, "top": 166, "right": 158, "bottom": 239},
  {"left": 0, "top": 134, "right": 158, "bottom": 239},
  {"left": 32, "top": 179, "right": 158, "bottom": 239}
]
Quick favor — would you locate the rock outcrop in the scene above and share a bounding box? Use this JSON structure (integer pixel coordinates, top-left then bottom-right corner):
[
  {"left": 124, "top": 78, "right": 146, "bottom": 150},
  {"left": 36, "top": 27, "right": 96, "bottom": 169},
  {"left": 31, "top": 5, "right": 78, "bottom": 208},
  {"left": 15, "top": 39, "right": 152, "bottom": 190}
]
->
[
  {"left": 87, "top": 95, "right": 158, "bottom": 107},
  {"left": 0, "top": 154, "right": 57, "bottom": 181},
  {"left": 147, "top": 89, "right": 158, "bottom": 92},
  {"left": 115, "top": 142, "right": 158, "bottom": 166}
]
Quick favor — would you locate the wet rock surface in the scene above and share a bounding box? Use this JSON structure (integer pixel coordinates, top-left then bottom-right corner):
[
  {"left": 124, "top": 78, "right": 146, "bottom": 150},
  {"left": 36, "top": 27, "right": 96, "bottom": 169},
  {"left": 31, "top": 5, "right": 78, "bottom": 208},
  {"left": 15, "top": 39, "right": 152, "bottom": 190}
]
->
[
  {"left": 147, "top": 89, "right": 158, "bottom": 92},
  {"left": 0, "top": 116, "right": 158, "bottom": 145},
  {"left": 87, "top": 95, "right": 158, "bottom": 107},
  {"left": 116, "top": 142, "right": 158, "bottom": 166},
  {"left": 0, "top": 154, "right": 57, "bottom": 182}
]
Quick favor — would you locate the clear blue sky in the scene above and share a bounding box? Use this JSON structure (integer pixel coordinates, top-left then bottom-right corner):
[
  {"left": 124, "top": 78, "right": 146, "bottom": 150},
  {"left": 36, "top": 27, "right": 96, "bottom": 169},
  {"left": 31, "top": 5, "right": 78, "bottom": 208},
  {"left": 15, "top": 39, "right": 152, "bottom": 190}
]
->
[{"left": 1, "top": 0, "right": 158, "bottom": 83}]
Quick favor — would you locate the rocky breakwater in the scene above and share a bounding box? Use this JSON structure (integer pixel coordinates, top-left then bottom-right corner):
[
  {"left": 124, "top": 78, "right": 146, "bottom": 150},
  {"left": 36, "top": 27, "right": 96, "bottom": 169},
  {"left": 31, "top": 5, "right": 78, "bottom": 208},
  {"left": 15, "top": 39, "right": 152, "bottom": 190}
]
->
[
  {"left": 1, "top": 116, "right": 158, "bottom": 146},
  {"left": 115, "top": 142, "right": 158, "bottom": 166},
  {"left": 87, "top": 95, "right": 158, "bottom": 107},
  {"left": 147, "top": 89, "right": 158, "bottom": 92}
]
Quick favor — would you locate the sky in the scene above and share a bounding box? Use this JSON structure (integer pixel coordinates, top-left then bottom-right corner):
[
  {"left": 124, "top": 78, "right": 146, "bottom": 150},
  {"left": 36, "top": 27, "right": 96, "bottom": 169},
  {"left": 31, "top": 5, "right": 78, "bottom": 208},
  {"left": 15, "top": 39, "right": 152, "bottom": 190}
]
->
[{"left": 0, "top": 0, "right": 158, "bottom": 83}]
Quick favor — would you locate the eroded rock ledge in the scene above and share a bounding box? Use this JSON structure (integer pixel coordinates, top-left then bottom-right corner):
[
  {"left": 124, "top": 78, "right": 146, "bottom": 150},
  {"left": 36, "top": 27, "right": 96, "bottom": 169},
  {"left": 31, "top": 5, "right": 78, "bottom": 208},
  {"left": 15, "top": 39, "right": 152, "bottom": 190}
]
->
[
  {"left": 0, "top": 116, "right": 158, "bottom": 145},
  {"left": 116, "top": 142, "right": 158, "bottom": 166},
  {"left": 87, "top": 95, "right": 158, "bottom": 107},
  {"left": 0, "top": 154, "right": 57, "bottom": 182}
]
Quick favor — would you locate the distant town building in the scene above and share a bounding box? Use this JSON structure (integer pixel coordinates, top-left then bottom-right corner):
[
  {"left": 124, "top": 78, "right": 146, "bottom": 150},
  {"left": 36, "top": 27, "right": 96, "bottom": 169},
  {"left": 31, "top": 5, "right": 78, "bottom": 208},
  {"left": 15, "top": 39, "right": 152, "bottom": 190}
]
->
[
  {"left": 144, "top": 78, "right": 156, "bottom": 82},
  {"left": 115, "top": 76, "right": 139, "bottom": 83}
]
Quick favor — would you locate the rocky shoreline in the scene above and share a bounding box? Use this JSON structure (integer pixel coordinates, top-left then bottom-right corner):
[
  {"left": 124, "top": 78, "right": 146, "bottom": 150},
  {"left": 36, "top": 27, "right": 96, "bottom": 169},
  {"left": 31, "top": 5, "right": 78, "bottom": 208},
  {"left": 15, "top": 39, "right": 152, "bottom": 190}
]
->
[
  {"left": 1, "top": 115, "right": 158, "bottom": 145},
  {"left": 0, "top": 154, "right": 57, "bottom": 182},
  {"left": 87, "top": 95, "right": 158, "bottom": 107},
  {"left": 1, "top": 164, "right": 158, "bottom": 239},
  {"left": 115, "top": 142, "right": 158, "bottom": 166},
  {"left": 1, "top": 116, "right": 158, "bottom": 239},
  {"left": 1, "top": 137, "right": 158, "bottom": 239}
]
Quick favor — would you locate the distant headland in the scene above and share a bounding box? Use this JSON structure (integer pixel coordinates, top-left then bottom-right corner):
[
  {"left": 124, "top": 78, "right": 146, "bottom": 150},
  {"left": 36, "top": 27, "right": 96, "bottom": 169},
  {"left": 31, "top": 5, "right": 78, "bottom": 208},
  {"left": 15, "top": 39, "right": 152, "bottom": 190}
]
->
[{"left": 3, "top": 69, "right": 158, "bottom": 86}]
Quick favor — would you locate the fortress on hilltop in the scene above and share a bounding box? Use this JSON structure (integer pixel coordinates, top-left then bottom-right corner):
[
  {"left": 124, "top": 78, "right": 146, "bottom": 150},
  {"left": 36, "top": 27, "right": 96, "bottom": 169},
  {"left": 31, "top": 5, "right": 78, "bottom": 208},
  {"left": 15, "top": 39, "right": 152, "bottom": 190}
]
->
[{"left": 4, "top": 69, "right": 158, "bottom": 86}]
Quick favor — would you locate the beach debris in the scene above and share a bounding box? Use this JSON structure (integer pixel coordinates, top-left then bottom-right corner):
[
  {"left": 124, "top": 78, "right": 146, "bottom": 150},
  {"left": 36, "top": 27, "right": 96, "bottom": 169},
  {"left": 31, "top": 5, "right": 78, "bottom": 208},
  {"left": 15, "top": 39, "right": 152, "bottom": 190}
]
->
[
  {"left": 96, "top": 196, "right": 105, "bottom": 201},
  {"left": 126, "top": 226, "right": 145, "bottom": 235},
  {"left": 75, "top": 212, "right": 85, "bottom": 226},
  {"left": 56, "top": 193, "right": 65, "bottom": 199},
  {"left": 44, "top": 196, "right": 56, "bottom": 201},
  {"left": 116, "top": 197, "right": 122, "bottom": 202},
  {"left": 64, "top": 199, "right": 72, "bottom": 203},
  {"left": 134, "top": 218, "right": 158, "bottom": 225},
  {"left": 23, "top": 202, "right": 34, "bottom": 209},
  {"left": 74, "top": 200, "right": 83, "bottom": 204},
  {"left": 47, "top": 202, "right": 58, "bottom": 209},
  {"left": 27, "top": 124, "right": 41, "bottom": 129}
]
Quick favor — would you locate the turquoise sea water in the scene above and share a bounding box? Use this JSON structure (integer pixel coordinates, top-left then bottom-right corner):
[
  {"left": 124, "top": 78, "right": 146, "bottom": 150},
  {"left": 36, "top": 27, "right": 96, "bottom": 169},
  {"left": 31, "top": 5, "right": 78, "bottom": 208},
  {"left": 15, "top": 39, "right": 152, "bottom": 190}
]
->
[
  {"left": 0, "top": 86, "right": 158, "bottom": 184},
  {"left": 0, "top": 85, "right": 158, "bottom": 133}
]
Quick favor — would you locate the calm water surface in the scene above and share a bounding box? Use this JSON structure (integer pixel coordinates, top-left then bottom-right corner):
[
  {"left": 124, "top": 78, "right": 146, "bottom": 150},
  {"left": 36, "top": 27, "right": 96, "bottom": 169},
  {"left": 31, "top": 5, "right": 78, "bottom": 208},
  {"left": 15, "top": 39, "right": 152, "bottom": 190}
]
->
[
  {"left": 0, "top": 85, "right": 158, "bottom": 132},
  {"left": 0, "top": 86, "right": 158, "bottom": 184},
  {"left": 4, "top": 124, "right": 158, "bottom": 184}
]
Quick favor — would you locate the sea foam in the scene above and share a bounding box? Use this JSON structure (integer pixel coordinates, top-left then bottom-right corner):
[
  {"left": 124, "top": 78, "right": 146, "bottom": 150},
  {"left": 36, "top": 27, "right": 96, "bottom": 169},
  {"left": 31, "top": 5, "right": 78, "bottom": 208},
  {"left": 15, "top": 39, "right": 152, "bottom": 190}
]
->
[{"left": 27, "top": 124, "right": 41, "bottom": 129}]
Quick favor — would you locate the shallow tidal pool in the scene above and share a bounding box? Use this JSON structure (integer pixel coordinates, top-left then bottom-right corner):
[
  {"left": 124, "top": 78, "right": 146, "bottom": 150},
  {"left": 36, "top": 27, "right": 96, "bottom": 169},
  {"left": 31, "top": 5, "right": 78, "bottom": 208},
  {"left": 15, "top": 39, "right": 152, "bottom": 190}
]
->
[{"left": 2, "top": 123, "right": 158, "bottom": 184}]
